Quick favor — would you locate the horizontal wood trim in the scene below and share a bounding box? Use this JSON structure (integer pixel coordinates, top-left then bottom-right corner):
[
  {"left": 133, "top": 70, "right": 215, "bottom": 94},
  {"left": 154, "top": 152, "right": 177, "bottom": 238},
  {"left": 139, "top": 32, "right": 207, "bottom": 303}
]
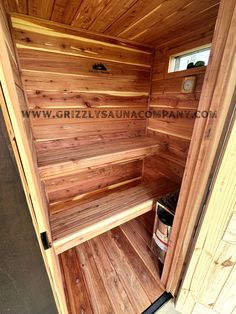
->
[
  {"left": 12, "top": 18, "right": 152, "bottom": 67},
  {"left": 164, "top": 66, "right": 207, "bottom": 80},
  {"left": 10, "top": 13, "right": 153, "bottom": 51},
  {"left": 150, "top": 93, "right": 201, "bottom": 110},
  {"left": 27, "top": 91, "right": 148, "bottom": 109},
  {"left": 44, "top": 160, "right": 143, "bottom": 203},
  {"left": 34, "top": 129, "right": 146, "bottom": 153},
  {"left": 17, "top": 49, "right": 150, "bottom": 79},
  {"left": 151, "top": 74, "right": 205, "bottom": 95},
  {"left": 148, "top": 115, "right": 195, "bottom": 141},
  {"left": 33, "top": 119, "right": 146, "bottom": 141},
  {"left": 22, "top": 71, "right": 149, "bottom": 93}
]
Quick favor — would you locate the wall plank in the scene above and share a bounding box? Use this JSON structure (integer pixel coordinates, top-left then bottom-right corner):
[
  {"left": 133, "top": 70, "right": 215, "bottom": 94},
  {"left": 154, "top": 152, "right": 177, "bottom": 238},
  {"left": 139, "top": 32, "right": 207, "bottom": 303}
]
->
[
  {"left": 12, "top": 15, "right": 152, "bottom": 149},
  {"left": 143, "top": 36, "right": 210, "bottom": 183},
  {"left": 44, "top": 160, "right": 142, "bottom": 203}
]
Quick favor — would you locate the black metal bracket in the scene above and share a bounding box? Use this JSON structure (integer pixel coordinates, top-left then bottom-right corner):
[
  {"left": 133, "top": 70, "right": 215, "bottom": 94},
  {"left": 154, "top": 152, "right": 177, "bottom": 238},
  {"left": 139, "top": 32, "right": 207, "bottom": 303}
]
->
[
  {"left": 142, "top": 292, "right": 172, "bottom": 314},
  {"left": 40, "top": 232, "right": 51, "bottom": 250}
]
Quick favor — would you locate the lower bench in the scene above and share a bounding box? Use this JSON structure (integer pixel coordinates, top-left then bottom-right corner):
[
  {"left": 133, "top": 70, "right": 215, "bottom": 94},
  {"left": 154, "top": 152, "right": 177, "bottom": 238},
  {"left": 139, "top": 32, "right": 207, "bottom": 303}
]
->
[{"left": 50, "top": 177, "right": 179, "bottom": 254}]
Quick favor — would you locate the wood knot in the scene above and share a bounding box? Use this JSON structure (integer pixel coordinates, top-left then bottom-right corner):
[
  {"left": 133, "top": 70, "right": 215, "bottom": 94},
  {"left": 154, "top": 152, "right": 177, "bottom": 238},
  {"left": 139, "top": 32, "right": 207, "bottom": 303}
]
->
[
  {"left": 221, "top": 259, "right": 234, "bottom": 267},
  {"left": 84, "top": 102, "right": 91, "bottom": 108}
]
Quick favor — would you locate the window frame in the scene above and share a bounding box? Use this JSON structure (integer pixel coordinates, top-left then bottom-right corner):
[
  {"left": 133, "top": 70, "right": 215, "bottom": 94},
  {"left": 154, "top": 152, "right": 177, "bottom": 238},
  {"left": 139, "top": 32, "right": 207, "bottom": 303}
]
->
[{"left": 168, "top": 44, "right": 211, "bottom": 73}]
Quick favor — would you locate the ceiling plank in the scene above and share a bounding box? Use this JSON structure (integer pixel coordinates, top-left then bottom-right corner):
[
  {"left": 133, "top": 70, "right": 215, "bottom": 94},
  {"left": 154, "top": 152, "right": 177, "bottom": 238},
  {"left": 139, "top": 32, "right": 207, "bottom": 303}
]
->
[
  {"left": 117, "top": 0, "right": 192, "bottom": 40},
  {"left": 51, "top": 0, "right": 84, "bottom": 24},
  {"left": 71, "top": 0, "right": 109, "bottom": 30},
  {"left": 4, "top": 0, "right": 27, "bottom": 14},
  {"left": 142, "top": 5, "right": 219, "bottom": 45},
  {"left": 5, "top": 0, "right": 220, "bottom": 47},
  {"left": 88, "top": 0, "right": 138, "bottom": 33},
  {"left": 133, "top": 0, "right": 220, "bottom": 43},
  {"left": 104, "top": 0, "right": 166, "bottom": 36},
  {"left": 28, "top": 0, "right": 55, "bottom": 19},
  {"left": 155, "top": 23, "right": 215, "bottom": 50}
]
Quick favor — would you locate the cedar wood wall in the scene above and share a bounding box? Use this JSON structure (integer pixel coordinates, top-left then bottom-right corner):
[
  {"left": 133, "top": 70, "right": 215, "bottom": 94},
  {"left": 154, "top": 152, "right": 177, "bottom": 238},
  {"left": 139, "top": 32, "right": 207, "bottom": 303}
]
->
[
  {"left": 143, "top": 35, "right": 214, "bottom": 184},
  {"left": 11, "top": 15, "right": 153, "bottom": 203},
  {"left": 11, "top": 15, "right": 214, "bottom": 201}
]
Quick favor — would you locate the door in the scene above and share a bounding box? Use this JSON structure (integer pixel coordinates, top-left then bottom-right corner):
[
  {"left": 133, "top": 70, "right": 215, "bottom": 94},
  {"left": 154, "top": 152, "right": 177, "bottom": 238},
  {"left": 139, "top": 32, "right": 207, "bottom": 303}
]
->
[
  {"left": 0, "top": 105, "right": 57, "bottom": 313},
  {"left": 176, "top": 101, "right": 236, "bottom": 313}
]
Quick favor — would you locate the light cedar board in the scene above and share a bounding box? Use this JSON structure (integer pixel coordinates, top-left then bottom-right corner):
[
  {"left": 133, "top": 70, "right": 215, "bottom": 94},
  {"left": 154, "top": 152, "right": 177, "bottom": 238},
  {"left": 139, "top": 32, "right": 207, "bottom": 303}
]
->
[
  {"left": 162, "top": 0, "right": 236, "bottom": 295},
  {"left": 0, "top": 3, "right": 68, "bottom": 313},
  {"left": 176, "top": 110, "right": 236, "bottom": 313}
]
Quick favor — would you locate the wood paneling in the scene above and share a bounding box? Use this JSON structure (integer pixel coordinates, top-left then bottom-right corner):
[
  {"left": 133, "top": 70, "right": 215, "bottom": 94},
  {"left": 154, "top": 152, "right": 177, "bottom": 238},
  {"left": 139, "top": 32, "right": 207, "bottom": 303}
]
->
[
  {"left": 136, "top": 3, "right": 220, "bottom": 45},
  {"left": 44, "top": 160, "right": 142, "bottom": 203},
  {"left": 5, "top": 0, "right": 219, "bottom": 46},
  {"left": 11, "top": 15, "right": 152, "bottom": 152},
  {"left": 176, "top": 109, "right": 236, "bottom": 314},
  {"left": 51, "top": 0, "right": 84, "bottom": 25},
  {"left": 144, "top": 36, "right": 210, "bottom": 184},
  {"left": 28, "top": 0, "right": 54, "bottom": 19},
  {"left": 165, "top": 0, "right": 236, "bottom": 296},
  {"left": 143, "top": 155, "right": 184, "bottom": 184},
  {"left": 59, "top": 213, "right": 164, "bottom": 314}
]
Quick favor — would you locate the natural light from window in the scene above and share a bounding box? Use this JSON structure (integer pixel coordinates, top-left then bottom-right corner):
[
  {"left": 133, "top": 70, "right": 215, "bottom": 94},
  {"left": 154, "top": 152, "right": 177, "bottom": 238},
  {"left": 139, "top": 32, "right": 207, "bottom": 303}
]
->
[{"left": 169, "top": 46, "right": 211, "bottom": 72}]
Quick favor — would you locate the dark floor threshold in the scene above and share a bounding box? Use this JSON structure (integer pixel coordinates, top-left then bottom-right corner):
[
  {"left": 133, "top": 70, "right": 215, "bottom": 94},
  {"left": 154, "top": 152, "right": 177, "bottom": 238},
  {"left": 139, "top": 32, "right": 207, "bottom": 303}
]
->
[{"left": 142, "top": 292, "right": 172, "bottom": 314}]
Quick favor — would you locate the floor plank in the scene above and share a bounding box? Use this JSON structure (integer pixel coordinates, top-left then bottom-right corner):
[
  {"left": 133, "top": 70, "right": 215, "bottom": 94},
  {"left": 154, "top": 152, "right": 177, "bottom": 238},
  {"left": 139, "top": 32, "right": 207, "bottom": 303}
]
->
[
  {"left": 100, "top": 231, "right": 151, "bottom": 312},
  {"left": 110, "top": 227, "right": 163, "bottom": 302},
  {"left": 59, "top": 250, "right": 93, "bottom": 314},
  {"left": 120, "top": 219, "right": 162, "bottom": 280},
  {"left": 75, "top": 242, "right": 114, "bottom": 314},
  {"left": 89, "top": 237, "right": 136, "bottom": 314},
  {"left": 60, "top": 213, "right": 165, "bottom": 313}
]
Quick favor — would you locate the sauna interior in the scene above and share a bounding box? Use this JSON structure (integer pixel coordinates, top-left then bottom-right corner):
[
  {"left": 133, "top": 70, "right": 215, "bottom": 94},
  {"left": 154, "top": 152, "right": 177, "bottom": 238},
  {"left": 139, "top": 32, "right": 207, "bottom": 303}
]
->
[{"left": 1, "top": 0, "right": 221, "bottom": 312}]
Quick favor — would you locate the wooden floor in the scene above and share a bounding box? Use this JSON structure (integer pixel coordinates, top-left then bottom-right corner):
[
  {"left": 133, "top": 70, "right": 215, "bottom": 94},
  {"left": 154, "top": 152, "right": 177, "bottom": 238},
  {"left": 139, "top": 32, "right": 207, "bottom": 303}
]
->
[{"left": 59, "top": 212, "right": 164, "bottom": 314}]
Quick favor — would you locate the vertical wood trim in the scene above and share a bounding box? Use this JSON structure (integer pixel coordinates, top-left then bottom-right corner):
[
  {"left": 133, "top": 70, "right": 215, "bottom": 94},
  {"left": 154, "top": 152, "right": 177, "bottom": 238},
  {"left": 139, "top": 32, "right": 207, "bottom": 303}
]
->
[
  {"left": 176, "top": 109, "right": 236, "bottom": 313},
  {"left": 0, "top": 3, "right": 68, "bottom": 313},
  {"left": 142, "top": 48, "right": 155, "bottom": 180},
  {"left": 162, "top": 0, "right": 236, "bottom": 295},
  {"left": 0, "top": 88, "right": 68, "bottom": 314},
  {"left": 0, "top": 4, "right": 50, "bottom": 235}
]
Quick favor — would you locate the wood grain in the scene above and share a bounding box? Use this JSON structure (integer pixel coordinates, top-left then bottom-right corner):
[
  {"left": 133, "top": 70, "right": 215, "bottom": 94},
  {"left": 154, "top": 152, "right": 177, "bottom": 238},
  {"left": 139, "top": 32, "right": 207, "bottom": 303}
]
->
[
  {"left": 51, "top": 0, "right": 84, "bottom": 25},
  {"left": 12, "top": 14, "right": 152, "bottom": 159},
  {"left": 144, "top": 35, "right": 208, "bottom": 186},
  {"left": 44, "top": 160, "right": 142, "bottom": 203},
  {"left": 50, "top": 178, "right": 178, "bottom": 254},
  {"left": 166, "top": 0, "right": 236, "bottom": 298},
  {"left": 37, "top": 137, "right": 163, "bottom": 179},
  {"left": 60, "top": 214, "right": 165, "bottom": 313},
  {"left": 5, "top": 1, "right": 219, "bottom": 46}
]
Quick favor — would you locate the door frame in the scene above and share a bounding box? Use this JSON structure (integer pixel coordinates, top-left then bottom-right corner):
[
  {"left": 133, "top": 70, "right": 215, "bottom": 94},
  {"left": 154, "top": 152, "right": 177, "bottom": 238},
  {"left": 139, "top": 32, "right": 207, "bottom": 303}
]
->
[
  {"left": 0, "top": 1, "right": 68, "bottom": 312},
  {"left": 163, "top": 0, "right": 236, "bottom": 297}
]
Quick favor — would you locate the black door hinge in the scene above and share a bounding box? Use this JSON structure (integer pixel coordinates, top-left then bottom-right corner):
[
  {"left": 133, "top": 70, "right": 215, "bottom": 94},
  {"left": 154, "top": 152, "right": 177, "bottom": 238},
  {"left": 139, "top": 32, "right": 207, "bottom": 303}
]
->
[{"left": 40, "top": 232, "right": 51, "bottom": 250}]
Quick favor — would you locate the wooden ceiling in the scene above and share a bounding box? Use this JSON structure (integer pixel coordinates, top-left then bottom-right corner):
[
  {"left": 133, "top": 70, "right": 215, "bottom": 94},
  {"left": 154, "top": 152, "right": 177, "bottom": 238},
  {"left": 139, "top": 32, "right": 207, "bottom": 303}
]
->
[{"left": 5, "top": 0, "right": 220, "bottom": 46}]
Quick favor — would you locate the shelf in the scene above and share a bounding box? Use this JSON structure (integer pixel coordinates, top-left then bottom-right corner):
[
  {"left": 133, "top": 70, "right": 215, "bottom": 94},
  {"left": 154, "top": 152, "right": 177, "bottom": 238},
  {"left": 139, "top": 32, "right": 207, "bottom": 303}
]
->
[
  {"left": 37, "top": 137, "right": 163, "bottom": 179},
  {"left": 50, "top": 177, "right": 179, "bottom": 254}
]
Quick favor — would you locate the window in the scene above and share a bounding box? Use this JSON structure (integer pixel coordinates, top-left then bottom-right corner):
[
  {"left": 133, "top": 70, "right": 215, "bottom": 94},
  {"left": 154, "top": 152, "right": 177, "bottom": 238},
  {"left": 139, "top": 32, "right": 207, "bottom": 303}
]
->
[{"left": 169, "top": 45, "right": 211, "bottom": 73}]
